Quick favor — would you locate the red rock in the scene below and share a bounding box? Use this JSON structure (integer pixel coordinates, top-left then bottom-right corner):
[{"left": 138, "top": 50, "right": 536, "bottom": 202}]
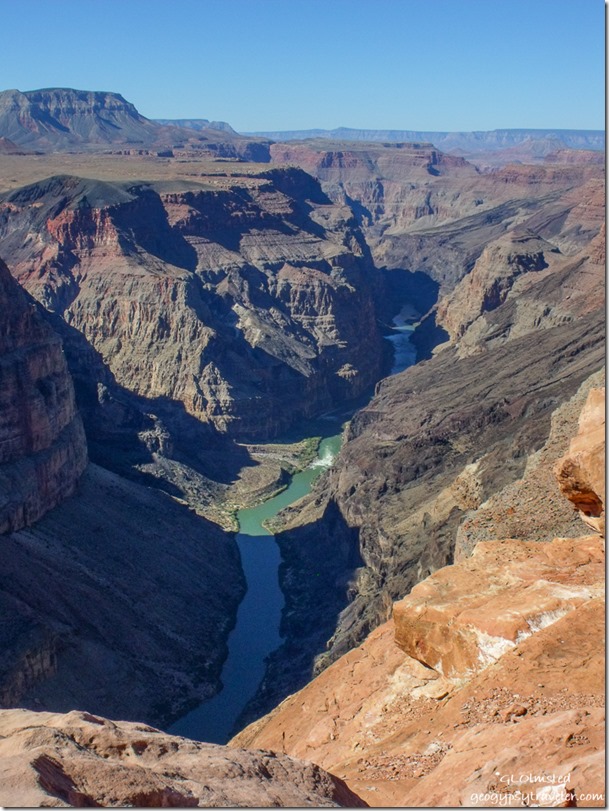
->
[{"left": 555, "top": 387, "right": 605, "bottom": 535}]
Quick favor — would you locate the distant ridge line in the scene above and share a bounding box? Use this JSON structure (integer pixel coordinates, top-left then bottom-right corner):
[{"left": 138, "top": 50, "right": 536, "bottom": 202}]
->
[{"left": 243, "top": 127, "right": 605, "bottom": 153}]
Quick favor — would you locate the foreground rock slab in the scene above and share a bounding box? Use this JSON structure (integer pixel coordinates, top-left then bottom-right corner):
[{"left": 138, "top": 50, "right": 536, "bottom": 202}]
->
[{"left": 0, "top": 709, "right": 366, "bottom": 808}]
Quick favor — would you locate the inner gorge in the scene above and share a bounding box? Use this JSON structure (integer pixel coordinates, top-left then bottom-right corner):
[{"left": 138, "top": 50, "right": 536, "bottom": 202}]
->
[
  {"left": 0, "top": 83, "right": 604, "bottom": 808},
  {"left": 169, "top": 307, "right": 418, "bottom": 746}
]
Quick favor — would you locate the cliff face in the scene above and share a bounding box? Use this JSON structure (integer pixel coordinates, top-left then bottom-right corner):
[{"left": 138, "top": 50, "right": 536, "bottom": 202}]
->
[
  {"left": 0, "top": 709, "right": 366, "bottom": 808},
  {"left": 0, "top": 252, "right": 246, "bottom": 730},
  {"left": 0, "top": 257, "right": 87, "bottom": 533},
  {"left": 0, "top": 169, "right": 383, "bottom": 441},
  {"left": 435, "top": 177, "right": 605, "bottom": 354},
  {"left": 232, "top": 388, "right": 605, "bottom": 807},
  {"left": 270, "top": 141, "right": 602, "bottom": 292}
]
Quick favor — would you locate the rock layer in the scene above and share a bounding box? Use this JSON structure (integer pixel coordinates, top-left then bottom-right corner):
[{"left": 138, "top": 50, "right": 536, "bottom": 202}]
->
[
  {"left": 0, "top": 169, "right": 383, "bottom": 441},
  {"left": 0, "top": 257, "right": 87, "bottom": 533},
  {"left": 233, "top": 395, "right": 605, "bottom": 805}
]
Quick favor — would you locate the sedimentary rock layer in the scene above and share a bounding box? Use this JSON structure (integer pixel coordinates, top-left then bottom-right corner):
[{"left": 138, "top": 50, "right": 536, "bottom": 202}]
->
[
  {"left": 271, "top": 141, "right": 603, "bottom": 294},
  {"left": 0, "top": 168, "right": 383, "bottom": 441},
  {"left": 0, "top": 257, "right": 87, "bottom": 533}
]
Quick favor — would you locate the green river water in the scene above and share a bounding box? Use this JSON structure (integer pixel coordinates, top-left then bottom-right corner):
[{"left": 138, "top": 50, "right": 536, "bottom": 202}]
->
[{"left": 169, "top": 308, "right": 416, "bottom": 744}]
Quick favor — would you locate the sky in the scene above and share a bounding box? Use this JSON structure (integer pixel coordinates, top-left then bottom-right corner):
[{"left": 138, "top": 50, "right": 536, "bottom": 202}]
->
[{"left": 1, "top": 0, "right": 605, "bottom": 132}]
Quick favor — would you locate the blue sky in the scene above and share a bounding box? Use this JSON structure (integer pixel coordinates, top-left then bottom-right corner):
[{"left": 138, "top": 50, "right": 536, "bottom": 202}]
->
[{"left": 1, "top": 0, "right": 604, "bottom": 131}]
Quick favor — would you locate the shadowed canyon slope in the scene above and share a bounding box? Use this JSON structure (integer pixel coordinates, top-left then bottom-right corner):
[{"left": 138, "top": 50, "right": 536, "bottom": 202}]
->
[
  {"left": 233, "top": 385, "right": 605, "bottom": 807},
  {"left": 0, "top": 256, "right": 245, "bottom": 727},
  {"left": 0, "top": 258, "right": 87, "bottom": 533}
]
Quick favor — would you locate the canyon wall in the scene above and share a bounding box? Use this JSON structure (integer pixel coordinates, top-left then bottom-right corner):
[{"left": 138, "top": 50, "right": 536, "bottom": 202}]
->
[
  {"left": 0, "top": 261, "right": 245, "bottom": 728},
  {"left": 239, "top": 153, "right": 605, "bottom": 721},
  {"left": 233, "top": 387, "right": 605, "bottom": 808},
  {"left": 0, "top": 168, "right": 383, "bottom": 442},
  {"left": 270, "top": 141, "right": 603, "bottom": 295},
  {"left": 0, "top": 257, "right": 87, "bottom": 533}
]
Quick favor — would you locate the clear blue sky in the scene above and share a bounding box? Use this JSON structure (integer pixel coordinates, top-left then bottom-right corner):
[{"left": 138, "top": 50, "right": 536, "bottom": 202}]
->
[{"left": 1, "top": 0, "right": 605, "bottom": 132}]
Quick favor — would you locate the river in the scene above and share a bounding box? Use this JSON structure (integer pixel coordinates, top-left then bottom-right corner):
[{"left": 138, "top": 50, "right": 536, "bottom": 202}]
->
[
  {"left": 168, "top": 430, "right": 343, "bottom": 744},
  {"left": 168, "top": 305, "right": 416, "bottom": 744}
]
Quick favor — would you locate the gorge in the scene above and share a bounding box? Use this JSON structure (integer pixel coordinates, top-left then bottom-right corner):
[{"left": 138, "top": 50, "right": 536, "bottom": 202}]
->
[{"left": 0, "top": 87, "right": 604, "bottom": 807}]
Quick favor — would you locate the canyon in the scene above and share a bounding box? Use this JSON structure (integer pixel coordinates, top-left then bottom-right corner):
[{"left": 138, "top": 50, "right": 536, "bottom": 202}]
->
[{"left": 0, "top": 88, "right": 604, "bottom": 806}]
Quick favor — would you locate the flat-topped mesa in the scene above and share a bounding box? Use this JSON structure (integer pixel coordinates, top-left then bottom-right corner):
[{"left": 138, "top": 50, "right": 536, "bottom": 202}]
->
[
  {"left": 0, "top": 169, "right": 383, "bottom": 440},
  {"left": 0, "top": 88, "right": 271, "bottom": 159},
  {"left": 0, "top": 257, "right": 87, "bottom": 533}
]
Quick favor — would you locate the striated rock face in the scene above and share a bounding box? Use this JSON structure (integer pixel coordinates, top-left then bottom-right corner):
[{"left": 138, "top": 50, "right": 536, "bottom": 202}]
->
[
  {"left": 271, "top": 141, "right": 603, "bottom": 294},
  {"left": 435, "top": 176, "right": 605, "bottom": 356},
  {"left": 436, "top": 231, "right": 554, "bottom": 341},
  {"left": 0, "top": 709, "right": 366, "bottom": 808},
  {"left": 0, "top": 169, "right": 383, "bottom": 441},
  {"left": 233, "top": 400, "right": 605, "bottom": 805},
  {"left": 555, "top": 387, "right": 605, "bottom": 536},
  {"left": 0, "top": 257, "right": 87, "bottom": 533}
]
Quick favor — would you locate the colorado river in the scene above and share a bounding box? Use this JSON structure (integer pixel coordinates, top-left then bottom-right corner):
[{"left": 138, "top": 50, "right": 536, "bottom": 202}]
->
[
  {"left": 169, "top": 307, "right": 416, "bottom": 744},
  {"left": 169, "top": 430, "right": 343, "bottom": 744}
]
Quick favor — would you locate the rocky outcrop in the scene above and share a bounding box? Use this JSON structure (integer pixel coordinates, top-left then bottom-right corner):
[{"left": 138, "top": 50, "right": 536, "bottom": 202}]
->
[
  {"left": 0, "top": 709, "right": 366, "bottom": 808},
  {"left": 0, "top": 257, "right": 87, "bottom": 533},
  {"left": 555, "top": 387, "right": 605, "bottom": 536},
  {"left": 233, "top": 396, "right": 605, "bottom": 805},
  {"left": 393, "top": 535, "right": 603, "bottom": 678},
  {"left": 435, "top": 177, "right": 605, "bottom": 355},
  {"left": 0, "top": 169, "right": 383, "bottom": 442},
  {"left": 436, "top": 231, "right": 555, "bottom": 341}
]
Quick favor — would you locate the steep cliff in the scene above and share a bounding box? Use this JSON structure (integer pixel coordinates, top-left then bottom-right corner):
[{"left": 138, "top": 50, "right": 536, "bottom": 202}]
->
[
  {"left": 0, "top": 257, "right": 87, "bottom": 533},
  {"left": 0, "top": 255, "right": 244, "bottom": 728},
  {"left": 233, "top": 388, "right": 605, "bottom": 807},
  {"left": 0, "top": 168, "right": 383, "bottom": 442}
]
